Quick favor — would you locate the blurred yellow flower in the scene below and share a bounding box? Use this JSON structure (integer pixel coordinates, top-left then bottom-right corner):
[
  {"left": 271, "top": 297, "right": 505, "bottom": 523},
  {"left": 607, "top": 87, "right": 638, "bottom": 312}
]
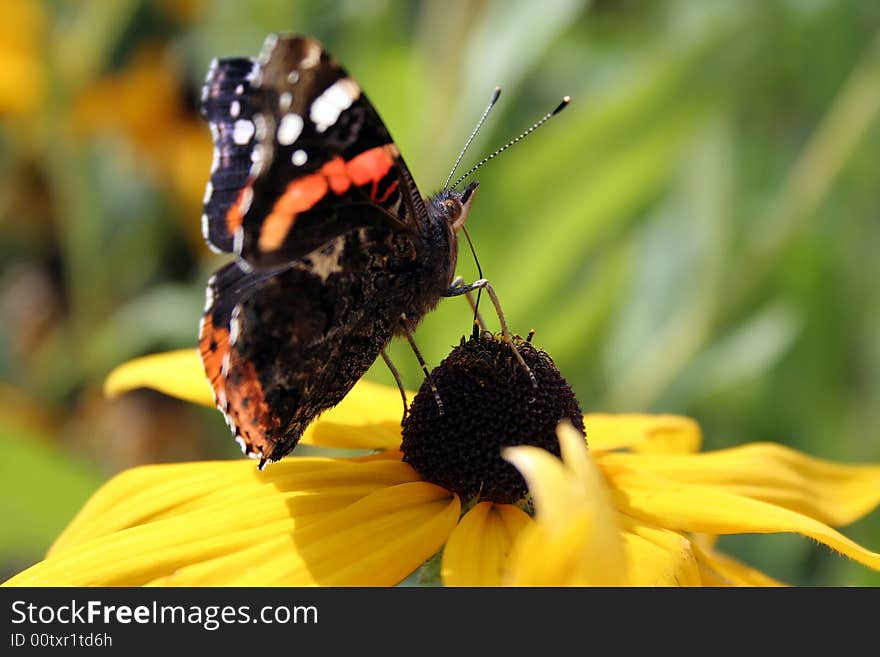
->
[
  {"left": 4, "top": 350, "right": 880, "bottom": 587},
  {"left": 155, "top": 0, "right": 205, "bottom": 24},
  {"left": 0, "top": 0, "right": 46, "bottom": 117},
  {"left": 70, "top": 45, "right": 212, "bottom": 246}
]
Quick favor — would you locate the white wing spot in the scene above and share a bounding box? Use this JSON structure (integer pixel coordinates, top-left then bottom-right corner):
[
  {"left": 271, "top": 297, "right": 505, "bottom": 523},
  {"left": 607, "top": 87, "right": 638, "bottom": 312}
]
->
[
  {"left": 233, "top": 226, "right": 245, "bottom": 257},
  {"left": 277, "top": 113, "right": 304, "bottom": 146},
  {"left": 287, "top": 71, "right": 300, "bottom": 84},
  {"left": 230, "top": 100, "right": 241, "bottom": 118},
  {"left": 202, "top": 59, "right": 217, "bottom": 102},
  {"left": 239, "top": 186, "right": 254, "bottom": 215},
  {"left": 249, "top": 144, "right": 269, "bottom": 176},
  {"left": 254, "top": 113, "right": 268, "bottom": 141},
  {"left": 203, "top": 181, "right": 213, "bottom": 204},
  {"left": 300, "top": 42, "right": 321, "bottom": 69},
  {"left": 204, "top": 285, "right": 214, "bottom": 312},
  {"left": 279, "top": 91, "right": 292, "bottom": 111},
  {"left": 209, "top": 122, "right": 220, "bottom": 173},
  {"left": 235, "top": 83, "right": 244, "bottom": 95},
  {"left": 229, "top": 304, "right": 242, "bottom": 346},
  {"left": 233, "top": 119, "right": 255, "bottom": 145},
  {"left": 310, "top": 78, "right": 360, "bottom": 133},
  {"left": 259, "top": 33, "right": 279, "bottom": 64},
  {"left": 202, "top": 214, "right": 223, "bottom": 252},
  {"left": 291, "top": 149, "right": 307, "bottom": 166}
]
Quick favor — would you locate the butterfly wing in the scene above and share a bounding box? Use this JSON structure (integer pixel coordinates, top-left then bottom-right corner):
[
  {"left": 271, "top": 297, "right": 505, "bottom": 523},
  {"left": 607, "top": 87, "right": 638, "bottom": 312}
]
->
[
  {"left": 199, "top": 57, "right": 260, "bottom": 254},
  {"left": 198, "top": 34, "right": 450, "bottom": 465},
  {"left": 200, "top": 222, "right": 423, "bottom": 466},
  {"left": 199, "top": 34, "right": 429, "bottom": 266}
]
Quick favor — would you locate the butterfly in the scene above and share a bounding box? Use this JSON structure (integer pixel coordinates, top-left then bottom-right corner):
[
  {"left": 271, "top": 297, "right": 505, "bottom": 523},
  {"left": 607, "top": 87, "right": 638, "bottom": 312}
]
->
[{"left": 198, "top": 33, "right": 486, "bottom": 468}]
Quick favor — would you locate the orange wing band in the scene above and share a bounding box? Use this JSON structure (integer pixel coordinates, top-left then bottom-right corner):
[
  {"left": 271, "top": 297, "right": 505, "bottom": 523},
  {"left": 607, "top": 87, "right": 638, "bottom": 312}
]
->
[{"left": 257, "top": 145, "right": 398, "bottom": 252}]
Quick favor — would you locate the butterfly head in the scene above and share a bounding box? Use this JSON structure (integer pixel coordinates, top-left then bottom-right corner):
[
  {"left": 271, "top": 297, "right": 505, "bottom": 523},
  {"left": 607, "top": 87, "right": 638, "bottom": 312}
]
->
[{"left": 430, "top": 181, "right": 479, "bottom": 233}]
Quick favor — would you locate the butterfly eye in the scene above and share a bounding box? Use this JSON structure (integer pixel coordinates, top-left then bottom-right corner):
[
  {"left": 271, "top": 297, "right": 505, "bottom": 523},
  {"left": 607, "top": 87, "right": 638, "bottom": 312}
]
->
[
  {"left": 441, "top": 198, "right": 461, "bottom": 224},
  {"left": 442, "top": 198, "right": 461, "bottom": 219}
]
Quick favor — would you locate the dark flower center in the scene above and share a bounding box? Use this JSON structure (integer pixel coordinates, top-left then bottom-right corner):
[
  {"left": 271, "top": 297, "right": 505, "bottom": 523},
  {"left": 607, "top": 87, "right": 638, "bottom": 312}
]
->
[{"left": 400, "top": 331, "right": 585, "bottom": 505}]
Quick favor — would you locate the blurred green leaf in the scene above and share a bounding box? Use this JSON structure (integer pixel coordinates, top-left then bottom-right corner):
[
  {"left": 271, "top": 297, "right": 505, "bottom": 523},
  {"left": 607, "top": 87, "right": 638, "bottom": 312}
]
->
[
  {"left": 672, "top": 302, "right": 802, "bottom": 404},
  {"left": 0, "top": 429, "right": 102, "bottom": 560}
]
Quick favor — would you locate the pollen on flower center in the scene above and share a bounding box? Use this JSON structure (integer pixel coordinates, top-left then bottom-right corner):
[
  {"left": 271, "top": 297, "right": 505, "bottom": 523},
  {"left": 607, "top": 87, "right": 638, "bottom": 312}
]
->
[{"left": 401, "top": 330, "right": 586, "bottom": 505}]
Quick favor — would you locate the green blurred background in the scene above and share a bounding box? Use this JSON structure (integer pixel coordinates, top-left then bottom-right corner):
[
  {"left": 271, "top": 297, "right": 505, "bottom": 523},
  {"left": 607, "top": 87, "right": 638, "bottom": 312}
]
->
[{"left": 1, "top": 0, "right": 878, "bottom": 585}]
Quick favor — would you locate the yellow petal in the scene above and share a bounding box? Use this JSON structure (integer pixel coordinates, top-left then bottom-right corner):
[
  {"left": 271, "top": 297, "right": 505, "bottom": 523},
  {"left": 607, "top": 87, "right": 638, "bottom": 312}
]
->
[
  {"left": 5, "top": 512, "right": 299, "bottom": 586},
  {"left": 505, "top": 444, "right": 574, "bottom": 528},
  {"left": 51, "top": 458, "right": 420, "bottom": 555},
  {"left": 300, "top": 379, "right": 413, "bottom": 451},
  {"left": 599, "top": 442, "right": 880, "bottom": 527},
  {"left": 105, "top": 350, "right": 409, "bottom": 451},
  {"left": 503, "top": 423, "right": 626, "bottom": 585},
  {"left": 691, "top": 540, "right": 785, "bottom": 587},
  {"left": 51, "top": 460, "right": 260, "bottom": 554},
  {"left": 145, "top": 536, "right": 290, "bottom": 586},
  {"left": 4, "top": 458, "right": 425, "bottom": 586},
  {"left": 619, "top": 516, "right": 702, "bottom": 586},
  {"left": 602, "top": 463, "right": 880, "bottom": 571},
  {"left": 507, "top": 513, "right": 627, "bottom": 586},
  {"left": 104, "top": 349, "right": 214, "bottom": 407},
  {"left": 442, "top": 502, "right": 532, "bottom": 586},
  {"left": 584, "top": 414, "right": 701, "bottom": 454},
  {"left": 210, "top": 482, "right": 459, "bottom": 586}
]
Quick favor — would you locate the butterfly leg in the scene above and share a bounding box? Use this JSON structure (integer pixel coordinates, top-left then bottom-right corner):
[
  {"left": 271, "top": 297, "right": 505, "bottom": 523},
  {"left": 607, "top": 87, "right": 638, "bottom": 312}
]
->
[
  {"left": 400, "top": 314, "right": 444, "bottom": 416},
  {"left": 443, "top": 279, "right": 537, "bottom": 388},
  {"left": 450, "top": 275, "right": 487, "bottom": 332},
  {"left": 380, "top": 348, "right": 409, "bottom": 424}
]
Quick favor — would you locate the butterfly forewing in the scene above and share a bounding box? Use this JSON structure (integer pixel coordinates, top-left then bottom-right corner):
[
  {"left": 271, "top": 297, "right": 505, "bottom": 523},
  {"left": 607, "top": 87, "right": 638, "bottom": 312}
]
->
[
  {"left": 201, "top": 35, "right": 427, "bottom": 268},
  {"left": 200, "top": 57, "right": 260, "bottom": 254}
]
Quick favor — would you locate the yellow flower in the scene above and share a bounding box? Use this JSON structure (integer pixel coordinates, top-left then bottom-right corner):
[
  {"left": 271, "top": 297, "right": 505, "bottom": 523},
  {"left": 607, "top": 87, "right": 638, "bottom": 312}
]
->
[
  {"left": 504, "top": 420, "right": 880, "bottom": 585},
  {"left": 503, "top": 422, "right": 628, "bottom": 586},
  {"left": 69, "top": 44, "right": 212, "bottom": 247},
  {"left": 4, "top": 348, "right": 880, "bottom": 587},
  {"left": 0, "top": 0, "right": 46, "bottom": 117}
]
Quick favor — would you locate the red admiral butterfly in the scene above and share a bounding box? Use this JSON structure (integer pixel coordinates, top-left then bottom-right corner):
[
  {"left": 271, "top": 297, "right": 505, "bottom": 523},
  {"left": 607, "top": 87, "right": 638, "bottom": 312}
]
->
[{"left": 198, "top": 33, "right": 566, "bottom": 468}]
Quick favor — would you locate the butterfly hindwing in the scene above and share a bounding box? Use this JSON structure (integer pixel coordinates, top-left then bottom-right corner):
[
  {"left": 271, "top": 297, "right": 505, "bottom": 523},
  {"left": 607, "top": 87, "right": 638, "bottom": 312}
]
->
[{"left": 201, "top": 223, "right": 417, "bottom": 465}]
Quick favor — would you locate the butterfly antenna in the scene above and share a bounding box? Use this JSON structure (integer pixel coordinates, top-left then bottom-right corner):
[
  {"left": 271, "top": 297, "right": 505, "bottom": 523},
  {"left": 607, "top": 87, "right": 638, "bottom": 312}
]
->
[
  {"left": 443, "top": 86, "right": 502, "bottom": 191},
  {"left": 451, "top": 96, "right": 571, "bottom": 190}
]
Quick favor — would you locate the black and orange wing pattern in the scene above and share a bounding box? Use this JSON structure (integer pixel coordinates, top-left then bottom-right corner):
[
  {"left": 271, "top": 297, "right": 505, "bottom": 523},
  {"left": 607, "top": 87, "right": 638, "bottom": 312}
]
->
[{"left": 197, "top": 34, "right": 456, "bottom": 466}]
